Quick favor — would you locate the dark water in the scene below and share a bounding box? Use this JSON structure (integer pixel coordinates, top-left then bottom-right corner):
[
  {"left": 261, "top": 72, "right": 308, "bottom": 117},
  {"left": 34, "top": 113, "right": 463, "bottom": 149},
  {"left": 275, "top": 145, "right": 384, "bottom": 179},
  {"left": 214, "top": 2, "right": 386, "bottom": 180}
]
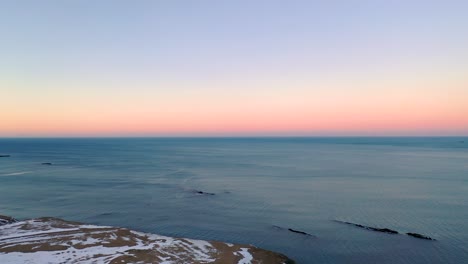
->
[{"left": 1, "top": 137, "right": 467, "bottom": 263}]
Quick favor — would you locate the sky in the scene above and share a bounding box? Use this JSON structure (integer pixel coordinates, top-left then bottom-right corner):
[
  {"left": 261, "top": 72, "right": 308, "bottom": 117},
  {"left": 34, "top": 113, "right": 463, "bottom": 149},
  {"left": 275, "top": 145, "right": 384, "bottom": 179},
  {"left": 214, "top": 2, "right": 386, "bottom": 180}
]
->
[{"left": 1, "top": 0, "right": 467, "bottom": 137}]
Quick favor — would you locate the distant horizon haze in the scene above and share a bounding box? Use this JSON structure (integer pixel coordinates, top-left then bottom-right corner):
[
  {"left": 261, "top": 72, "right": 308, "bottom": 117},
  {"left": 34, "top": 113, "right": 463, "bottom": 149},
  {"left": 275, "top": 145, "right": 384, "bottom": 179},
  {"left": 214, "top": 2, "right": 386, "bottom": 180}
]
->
[{"left": 1, "top": 1, "right": 467, "bottom": 137}]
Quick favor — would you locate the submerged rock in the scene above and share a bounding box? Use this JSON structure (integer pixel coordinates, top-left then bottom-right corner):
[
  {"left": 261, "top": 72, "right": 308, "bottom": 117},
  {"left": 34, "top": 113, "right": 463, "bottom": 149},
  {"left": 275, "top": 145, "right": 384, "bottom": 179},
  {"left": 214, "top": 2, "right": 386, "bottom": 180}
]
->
[
  {"left": 406, "top": 232, "right": 436, "bottom": 240},
  {"left": 287, "top": 228, "right": 314, "bottom": 236},
  {"left": 195, "top": 190, "right": 215, "bottom": 196},
  {"left": 0, "top": 215, "right": 294, "bottom": 264},
  {"left": 273, "top": 225, "right": 316, "bottom": 237},
  {"left": 334, "top": 220, "right": 436, "bottom": 241},
  {"left": 334, "top": 220, "right": 399, "bottom": 234}
]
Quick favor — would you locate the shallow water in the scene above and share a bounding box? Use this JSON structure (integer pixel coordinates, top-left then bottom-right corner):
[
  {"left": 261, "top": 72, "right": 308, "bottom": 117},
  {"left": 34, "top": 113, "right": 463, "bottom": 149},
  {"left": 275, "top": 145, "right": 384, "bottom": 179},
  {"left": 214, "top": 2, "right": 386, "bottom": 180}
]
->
[{"left": 1, "top": 137, "right": 467, "bottom": 263}]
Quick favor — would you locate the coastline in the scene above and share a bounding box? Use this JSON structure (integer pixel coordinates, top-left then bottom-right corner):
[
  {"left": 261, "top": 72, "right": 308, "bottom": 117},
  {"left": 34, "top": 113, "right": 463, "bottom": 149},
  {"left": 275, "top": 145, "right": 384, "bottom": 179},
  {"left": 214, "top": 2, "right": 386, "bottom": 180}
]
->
[{"left": 0, "top": 215, "right": 294, "bottom": 264}]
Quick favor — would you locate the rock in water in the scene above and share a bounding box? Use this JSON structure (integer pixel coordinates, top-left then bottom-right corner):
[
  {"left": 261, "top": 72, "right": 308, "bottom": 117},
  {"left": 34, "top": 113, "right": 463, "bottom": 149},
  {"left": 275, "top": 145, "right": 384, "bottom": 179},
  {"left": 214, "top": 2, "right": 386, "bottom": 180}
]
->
[
  {"left": 334, "top": 220, "right": 399, "bottom": 234},
  {"left": 195, "top": 190, "right": 215, "bottom": 195},
  {"left": 287, "top": 228, "right": 315, "bottom": 236},
  {"left": 272, "top": 225, "right": 316, "bottom": 237},
  {"left": 406, "top": 232, "right": 436, "bottom": 240},
  {"left": 334, "top": 220, "right": 435, "bottom": 240},
  {"left": 0, "top": 216, "right": 294, "bottom": 264}
]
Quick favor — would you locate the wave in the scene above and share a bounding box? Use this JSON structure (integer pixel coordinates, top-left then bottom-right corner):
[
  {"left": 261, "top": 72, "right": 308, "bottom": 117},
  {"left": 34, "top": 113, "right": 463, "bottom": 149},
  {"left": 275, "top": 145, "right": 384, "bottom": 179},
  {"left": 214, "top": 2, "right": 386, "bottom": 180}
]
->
[{"left": 1, "top": 171, "right": 32, "bottom": 176}]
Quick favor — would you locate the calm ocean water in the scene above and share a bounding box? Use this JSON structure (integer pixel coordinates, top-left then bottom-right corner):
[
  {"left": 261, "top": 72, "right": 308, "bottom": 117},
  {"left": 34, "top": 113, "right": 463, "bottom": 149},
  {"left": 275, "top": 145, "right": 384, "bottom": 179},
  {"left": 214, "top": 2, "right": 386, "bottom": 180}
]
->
[{"left": 1, "top": 137, "right": 467, "bottom": 263}]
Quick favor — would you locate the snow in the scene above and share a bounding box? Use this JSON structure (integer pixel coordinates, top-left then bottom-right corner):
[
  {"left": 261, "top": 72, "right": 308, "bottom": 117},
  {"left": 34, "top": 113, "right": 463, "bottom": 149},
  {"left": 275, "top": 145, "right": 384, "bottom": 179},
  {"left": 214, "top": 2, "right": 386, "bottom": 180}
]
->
[
  {"left": 0, "top": 219, "right": 217, "bottom": 263},
  {"left": 0, "top": 217, "right": 287, "bottom": 263},
  {"left": 236, "top": 248, "right": 253, "bottom": 264}
]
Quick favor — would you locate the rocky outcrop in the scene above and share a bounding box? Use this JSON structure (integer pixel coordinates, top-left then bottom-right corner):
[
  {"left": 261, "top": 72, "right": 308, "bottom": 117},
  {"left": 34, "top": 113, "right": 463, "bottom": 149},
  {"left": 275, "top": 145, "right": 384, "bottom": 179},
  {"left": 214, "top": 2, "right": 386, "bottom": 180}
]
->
[
  {"left": 406, "top": 232, "right": 436, "bottom": 240},
  {"left": 0, "top": 215, "right": 294, "bottom": 264},
  {"left": 333, "top": 220, "right": 398, "bottom": 234},
  {"left": 287, "top": 228, "right": 314, "bottom": 236},
  {"left": 0, "top": 216, "right": 17, "bottom": 226},
  {"left": 334, "top": 220, "right": 436, "bottom": 240},
  {"left": 273, "top": 225, "right": 316, "bottom": 237}
]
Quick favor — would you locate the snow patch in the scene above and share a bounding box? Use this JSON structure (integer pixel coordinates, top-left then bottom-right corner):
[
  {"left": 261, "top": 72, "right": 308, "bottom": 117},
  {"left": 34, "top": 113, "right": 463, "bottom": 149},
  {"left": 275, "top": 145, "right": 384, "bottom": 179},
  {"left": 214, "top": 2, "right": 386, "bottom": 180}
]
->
[{"left": 236, "top": 248, "right": 253, "bottom": 264}]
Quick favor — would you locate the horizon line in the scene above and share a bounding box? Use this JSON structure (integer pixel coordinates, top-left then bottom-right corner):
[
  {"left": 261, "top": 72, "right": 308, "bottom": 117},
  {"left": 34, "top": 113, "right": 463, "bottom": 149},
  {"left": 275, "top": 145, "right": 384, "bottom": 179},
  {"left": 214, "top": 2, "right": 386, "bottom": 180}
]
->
[{"left": 0, "top": 135, "right": 467, "bottom": 139}]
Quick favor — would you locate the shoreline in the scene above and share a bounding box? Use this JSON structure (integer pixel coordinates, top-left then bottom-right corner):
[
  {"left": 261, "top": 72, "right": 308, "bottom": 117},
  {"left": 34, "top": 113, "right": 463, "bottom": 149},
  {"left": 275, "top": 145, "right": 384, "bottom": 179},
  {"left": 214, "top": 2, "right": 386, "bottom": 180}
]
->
[{"left": 0, "top": 215, "right": 294, "bottom": 263}]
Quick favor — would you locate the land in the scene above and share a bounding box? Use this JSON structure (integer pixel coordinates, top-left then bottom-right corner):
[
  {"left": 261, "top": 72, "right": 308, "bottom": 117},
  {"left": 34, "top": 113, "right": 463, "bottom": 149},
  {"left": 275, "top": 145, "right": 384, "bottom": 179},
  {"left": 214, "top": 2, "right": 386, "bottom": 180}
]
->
[{"left": 0, "top": 215, "right": 293, "bottom": 264}]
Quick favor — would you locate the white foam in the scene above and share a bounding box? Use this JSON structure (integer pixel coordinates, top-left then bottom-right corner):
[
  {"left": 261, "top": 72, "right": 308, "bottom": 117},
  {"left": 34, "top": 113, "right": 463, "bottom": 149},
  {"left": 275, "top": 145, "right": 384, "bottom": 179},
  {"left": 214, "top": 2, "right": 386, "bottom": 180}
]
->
[{"left": 1, "top": 171, "right": 31, "bottom": 176}]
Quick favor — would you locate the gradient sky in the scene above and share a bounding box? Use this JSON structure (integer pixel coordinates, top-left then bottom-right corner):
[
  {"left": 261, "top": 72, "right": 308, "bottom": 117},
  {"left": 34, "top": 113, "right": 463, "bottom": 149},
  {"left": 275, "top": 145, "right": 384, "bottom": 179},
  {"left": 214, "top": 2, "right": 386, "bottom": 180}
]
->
[{"left": 1, "top": 0, "right": 467, "bottom": 136}]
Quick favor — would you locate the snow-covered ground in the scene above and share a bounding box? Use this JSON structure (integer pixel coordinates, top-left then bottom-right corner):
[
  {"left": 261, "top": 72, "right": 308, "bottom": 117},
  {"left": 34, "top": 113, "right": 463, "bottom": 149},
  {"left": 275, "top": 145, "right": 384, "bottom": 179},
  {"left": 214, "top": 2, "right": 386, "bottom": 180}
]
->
[{"left": 0, "top": 216, "right": 292, "bottom": 264}]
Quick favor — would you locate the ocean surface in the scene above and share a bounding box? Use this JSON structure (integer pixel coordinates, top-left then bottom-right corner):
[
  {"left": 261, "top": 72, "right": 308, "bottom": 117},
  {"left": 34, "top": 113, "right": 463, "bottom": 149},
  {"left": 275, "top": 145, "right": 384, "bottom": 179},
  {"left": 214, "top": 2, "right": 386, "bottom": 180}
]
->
[{"left": 1, "top": 137, "right": 467, "bottom": 264}]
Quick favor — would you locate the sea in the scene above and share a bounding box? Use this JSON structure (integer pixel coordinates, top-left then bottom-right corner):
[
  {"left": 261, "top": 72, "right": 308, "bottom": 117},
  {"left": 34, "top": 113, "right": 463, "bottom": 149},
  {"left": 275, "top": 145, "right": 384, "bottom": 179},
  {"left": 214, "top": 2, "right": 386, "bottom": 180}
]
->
[{"left": 0, "top": 137, "right": 467, "bottom": 264}]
